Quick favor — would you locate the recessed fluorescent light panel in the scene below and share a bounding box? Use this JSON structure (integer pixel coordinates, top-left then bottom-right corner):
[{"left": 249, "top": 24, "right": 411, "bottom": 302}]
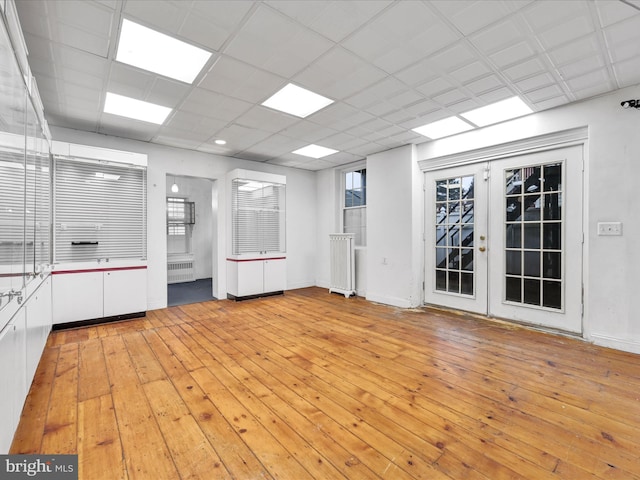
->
[
  {"left": 292, "top": 144, "right": 338, "bottom": 159},
  {"left": 461, "top": 96, "right": 532, "bottom": 127},
  {"left": 262, "top": 83, "right": 334, "bottom": 118},
  {"left": 412, "top": 116, "right": 474, "bottom": 139},
  {"left": 104, "top": 92, "right": 172, "bottom": 124},
  {"left": 117, "top": 19, "right": 212, "bottom": 84}
]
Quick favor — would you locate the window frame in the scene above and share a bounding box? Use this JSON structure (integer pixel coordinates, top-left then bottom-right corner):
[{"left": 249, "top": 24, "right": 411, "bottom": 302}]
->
[{"left": 340, "top": 162, "right": 367, "bottom": 248}]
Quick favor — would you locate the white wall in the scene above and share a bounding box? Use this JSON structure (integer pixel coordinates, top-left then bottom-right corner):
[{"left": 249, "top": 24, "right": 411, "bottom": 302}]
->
[
  {"left": 51, "top": 127, "right": 317, "bottom": 310},
  {"left": 316, "top": 84, "right": 640, "bottom": 353}
]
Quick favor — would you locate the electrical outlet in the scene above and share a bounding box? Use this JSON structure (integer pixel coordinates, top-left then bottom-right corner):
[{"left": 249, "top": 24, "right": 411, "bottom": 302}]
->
[{"left": 597, "top": 222, "right": 622, "bottom": 236}]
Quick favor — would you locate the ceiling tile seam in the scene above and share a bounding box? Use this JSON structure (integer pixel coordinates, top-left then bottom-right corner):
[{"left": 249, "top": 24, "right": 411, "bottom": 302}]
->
[{"left": 585, "top": 0, "right": 622, "bottom": 91}]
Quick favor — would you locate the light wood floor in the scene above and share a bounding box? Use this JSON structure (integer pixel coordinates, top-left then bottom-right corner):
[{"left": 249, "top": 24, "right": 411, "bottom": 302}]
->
[{"left": 11, "top": 287, "right": 640, "bottom": 479}]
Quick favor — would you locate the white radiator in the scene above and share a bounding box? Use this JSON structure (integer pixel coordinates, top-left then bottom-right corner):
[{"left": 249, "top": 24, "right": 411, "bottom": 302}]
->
[
  {"left": 329, "top": 233, "right": 356, "bottom": 298},
  {"left": 167, "top": 254, "right": 195, "bottom": 284}
]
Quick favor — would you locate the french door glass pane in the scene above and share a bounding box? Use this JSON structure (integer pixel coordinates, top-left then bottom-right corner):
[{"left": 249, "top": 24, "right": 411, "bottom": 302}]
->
[
  {"left": 435, "top": 174, "right": 474, "bottom": 296},
  {"left": 504, "top": 162, "right": 563, "bottom": 309}
]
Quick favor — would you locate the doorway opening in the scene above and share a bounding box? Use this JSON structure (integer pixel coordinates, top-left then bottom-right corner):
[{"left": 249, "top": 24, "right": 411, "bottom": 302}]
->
[{"left": 166, "top": 174, "right": 216, "bottom": 306}]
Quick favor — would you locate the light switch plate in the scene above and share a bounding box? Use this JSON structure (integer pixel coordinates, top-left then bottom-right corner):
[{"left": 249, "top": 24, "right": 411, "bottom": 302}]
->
[{"left": 597, "top": 222, "right": 622, "bottom": 236}]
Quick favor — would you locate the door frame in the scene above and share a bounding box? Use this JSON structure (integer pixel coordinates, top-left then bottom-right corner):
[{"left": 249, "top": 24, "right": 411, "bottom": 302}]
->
[{"left": 419, "top": 127, "right": 588, "bottom": 333}]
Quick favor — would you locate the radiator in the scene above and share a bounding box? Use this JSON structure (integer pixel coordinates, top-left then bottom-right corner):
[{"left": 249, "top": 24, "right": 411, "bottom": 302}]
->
[
  {"left": 329, "top": 233, "right": 356, "bottom": 298},
  {"left": 167, "top": 254, "right": 195, "bottom": 284}
]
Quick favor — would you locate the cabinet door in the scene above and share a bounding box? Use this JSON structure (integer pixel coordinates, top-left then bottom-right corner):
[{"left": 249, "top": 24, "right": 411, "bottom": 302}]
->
[
  {"left": 103, "top": 268, "right": 147, "bottom": 317},
  {"left": 25, "top": 277, "right": 52, "bottom": 386},
  {"left": 237, "top": 261, "right": 264, "bottom": 297},
  {"left": 264, "top": 259, "right": 286, "bottom": 293},
  {"left": 0, "top": 310, "right": 27, "bottom": 453},
  {"left": 52, "top": 272, "right": 103, "bottom": 324}
]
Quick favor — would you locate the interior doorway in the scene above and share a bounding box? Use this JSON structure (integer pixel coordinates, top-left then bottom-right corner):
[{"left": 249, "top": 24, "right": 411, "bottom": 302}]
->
[
  {"left": 424, "top": 145, "right": 583, "bottom": 333},
  {"left": 166, "top": 174, "right": 217, "bottom": 306}
]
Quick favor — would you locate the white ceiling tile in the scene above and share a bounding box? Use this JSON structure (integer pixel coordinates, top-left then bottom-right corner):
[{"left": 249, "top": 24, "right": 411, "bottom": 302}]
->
[
  {"left": 603, "top": 15, "right": 640, "bottom": 47},
  {"left": 180, "top": 1, "right": 254, "bottom": 51},
  {"left": 280, "top": 120, "right": 339, "bottom": 144},
  {"left": 343, "top": 77, "right": 407, "bottom": 109},
  {"left": 531, "top": 95, "right": 569, "bottom": 110},
  {"left": 49, "top": 1, "right": 114, "bottom": 57},
  {"left": 489, "top": 40, "right": 537, "bottom": 68},
  {"left": 572, "top": 82, "right": 613, "bottom": 101},
  {"left": 449, "top": 61, "right": 492, "bottom": 84},
  {"left": 107, "top": 62, "right": 156, "bottom": 100},
  {"left": 402, "top": 99, "right": 440, "bottom": 118},
  {"left": 416, "top": 77, "right": 455, "bottom": 98},
  {"left": 515, "top": 72, "right": 556, "bottom": 92},
  {"left": 446, "top": 0, "right": 513, "bottom": 35},
  {"left": 566, "top": 68, "right": 610, "bottom": 91},
  {"left": 319, "top": 132, "right": 363, "bottom": 150},
  {"left": 478, "top": 86, "right": 515, "bottom": 104},
  {"left": 198, "top": 55, "right": 285, "bottom": 103},
  {"left": 270, "top": 0, "right": 391, "bottom": 42},
  {"left": 558, "top": 55, "right": 606, "bottom": 80},
  {"left": 547, "top": 35, "right": 601, "bottom": 66},
  {"left": 165, "top": 111, "right": 227, "bottom": 136},
  {"left": 123, "top": 0, "right": 188, "bottom": 35},
  {"left": 594, "top": 0, "right": 640, "bottom": 28},
  {"left": 180, "top": 88, "right": 253, "bottom": 122},
  {"left": 465, "top": 74, "right": 505, "bottom": 95},
  {"left": 432, "top": 89, "right": 471, "bottom": 107},
  {"left": 294, "top": 47, "right": 387, "bottom": 100},
  {"left": 212, "top": 124, "right": 273, "bottom": 150},
  {"left": 246, "top": 133, "right": 304, "bottom": 157},
  {"left": 503, "top": 57, "right": 547, "bottom": 81},
  {"left": 537, "top": 15, "right": 595, "bottom": 50},
  {"left": 468, "top": 17, "right": 526, "bottom": 54},
  {"left": 606, "top": 40, "right": 640, "bottom": 64},
  {"left": 224, "top": 4, "right": 333, "bottom": 78},
  {"left": 446, "top": 98, "right": 482, "bottom": 114},
  {"left": 235, "top": 106, "right": 299, "bottom": 133},
  {"left": 522, "top": 84, "right": 564, "bottom": 103},
  {"left": 428, "top": 42, "right": 478, "bottom": 73},
  {"left": 387, "top": 90, "right": 425, "bottom": 109},
  {"left": 147, "top": 77, "right": 191, "bottom": 108},
  {"left": 522, "top": 0, "right": 590, "bottom": 31},
  {"left": 613, "top": 55, "right": 640, "bottom": 87}
]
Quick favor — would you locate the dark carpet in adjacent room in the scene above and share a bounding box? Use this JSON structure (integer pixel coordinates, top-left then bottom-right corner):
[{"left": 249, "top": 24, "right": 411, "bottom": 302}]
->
[{"left": 167, "top": 278, "right": 216, "bottom": 306}]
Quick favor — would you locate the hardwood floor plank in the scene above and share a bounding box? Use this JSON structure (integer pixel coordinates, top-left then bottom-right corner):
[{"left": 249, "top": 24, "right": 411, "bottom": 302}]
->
[
  {"left": 78, "top": 338, "right": 110, "bottom": 401},
  {"left": 101, "top": 335, "right": 179, "bottom": 480},
  {"left": 122, "top": 331, "right": 166, "bottom": 384},
  {"left": 10, "top": 346, "right": 60, "bottom": 454},
  {"left": 78, "top": 394, "right": 127, "bottom": 480},
  {"left": 40, "top": 343, "right": 78, "bottom": 454},
  {"left": 143, "top": 378, "right": 231, "bottom": 479}
]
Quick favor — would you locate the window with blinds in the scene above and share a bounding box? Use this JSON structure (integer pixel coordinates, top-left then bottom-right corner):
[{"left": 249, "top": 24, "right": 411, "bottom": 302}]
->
[
  {"left": 54, "top": 157, "right": 146, "bottom": 262},
  {"left": 231, "top": 179, "right": 285, "bottom": 255}
]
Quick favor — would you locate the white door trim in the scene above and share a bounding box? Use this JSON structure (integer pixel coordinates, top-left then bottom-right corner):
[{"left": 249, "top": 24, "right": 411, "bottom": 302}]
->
[{"left": 418, "top": 127, "right": 588, "bottom": 172}]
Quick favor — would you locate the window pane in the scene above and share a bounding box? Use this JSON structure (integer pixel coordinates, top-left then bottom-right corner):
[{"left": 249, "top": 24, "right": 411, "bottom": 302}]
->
[
  {"left": 506, "top": 223, "right": 521, "bottom": 248},
  {"left": 524, "top": 279, "right": 541, "bottom": 305},
  {"left": 523, "top": 251, "right": 540, "bottom": 277},
  {"left": 542, "top": 252, "right": 561, "bottom": 279},
  {"left": 460, "top": 273, "right": 473, "bottom": 295},
  {"left": 506, "top": 251, "right": 521, "bottom": 275},
  {"left": 543, "top": 223, "right": 561, "bottom": 250},
  {"left": 448, "top": 271, "right": 459, "bottom": 293},
  {"left": 436, "top": 270, "right": 447, "bottom": 291},
  {"left": 523, "top": 223, "right": 540, "bottom": 249},
  {"left": 543, "top": 280, "right": 562, "bottom": 309},
  {"left": 506, "top": 277, "right": 521, "bottom": 302}
]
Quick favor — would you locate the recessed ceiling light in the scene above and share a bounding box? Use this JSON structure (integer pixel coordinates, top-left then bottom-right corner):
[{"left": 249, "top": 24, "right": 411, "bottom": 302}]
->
[
  {"left": 461, "top": 96, "right": 532, "bottom": 127},
  {"left": 104, "top": 92, "right": 172, "bottom": 124},
  {"left": 412, "top": 116, "right": 474, "bottom": 139},
  {"left": 116, "top": 18, "right": 212, "bottom": 84},
  {"left": 292, "top": 144, "right": 338, "bottom": 159},
  {"left": 214, "top": 139, "right": 227, "bottom": 145},
  {"left": 262, "top": 83, "right": 334, "bottom": 118}
]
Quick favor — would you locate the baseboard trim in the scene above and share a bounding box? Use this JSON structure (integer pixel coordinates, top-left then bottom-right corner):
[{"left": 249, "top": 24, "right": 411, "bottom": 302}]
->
[
  {"left": 589, "top": 333, "right": 640, "bottom": 355},
  {"left": 53, "top": 311, "right": 146, "bottom": 331}
]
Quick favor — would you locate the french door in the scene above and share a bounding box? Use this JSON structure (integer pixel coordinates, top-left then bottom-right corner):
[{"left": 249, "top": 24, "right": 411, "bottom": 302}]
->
[{"left": 424, "top": 146, "right": 583, "bottom": 333}]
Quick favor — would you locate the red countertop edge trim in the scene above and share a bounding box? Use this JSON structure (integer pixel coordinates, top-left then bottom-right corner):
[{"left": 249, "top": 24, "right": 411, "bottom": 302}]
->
[
  {"left": 52, "top": 265, "right": 147, "bottom": 275},
  {"left": 226, "top": 257, "right": 286, "bottom": 262}
]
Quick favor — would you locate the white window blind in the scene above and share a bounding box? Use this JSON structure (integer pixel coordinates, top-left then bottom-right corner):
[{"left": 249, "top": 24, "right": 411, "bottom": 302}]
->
[
  {"left": 54, "top": 157, "right": 146, "bottom": 262},
  {"left": 0, "top": 150, "right": 26, "bottom": 268},
  {"left": 231, "top": 179, "right": 285, "bottom": 255}
]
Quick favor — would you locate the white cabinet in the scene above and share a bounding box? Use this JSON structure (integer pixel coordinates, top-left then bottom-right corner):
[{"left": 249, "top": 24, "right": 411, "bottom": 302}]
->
[
  {"left": 226, "top": 169, "right": 286, "bottom": 300},
  {"left": 227, "top": 258, "right": 286, "bottom": 299},
  {"left": 104, "top": 268, "right": 147, "bottom": 317},
  {"left": 0, "top": 309, "right": 27, "bottom": 454},
  {"left": 25, "top": 276, "right": 52, "bottom": 384},
  {"left": 52, "top": 271, "right": 102, "bottom": 324},
  {"left": 52, "top": 265, "right": 147, "bottom": 325}
]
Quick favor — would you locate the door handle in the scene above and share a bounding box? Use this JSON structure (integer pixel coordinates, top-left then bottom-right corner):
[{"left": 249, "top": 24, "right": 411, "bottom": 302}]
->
[{"left": 478, "top": 246, "right": 486, "bottom": 252}]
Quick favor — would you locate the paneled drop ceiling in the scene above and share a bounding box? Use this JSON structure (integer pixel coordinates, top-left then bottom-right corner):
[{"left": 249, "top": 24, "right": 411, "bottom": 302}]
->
[{"left": 15, "top": 0, "right": 640, "bottom": 170}]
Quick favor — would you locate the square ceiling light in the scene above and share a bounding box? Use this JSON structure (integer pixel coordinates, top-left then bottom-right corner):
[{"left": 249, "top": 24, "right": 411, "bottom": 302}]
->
[
  {"left": 461, "top": 96, "right": 532, "bottom": 127},
  {"left": 292, "top": 144, "right": 338, "bottom": 158},
  {"left": 104, "top": 92, "right": 172, "bottom": 124},
  {"left": 412, "top": 116, "right": 474, "bottom": 139},
  {"left": 116, "top": 19, "right": 212, "bottom": 84},
  {"left": 262, "top": 83, "right": 334, "bottom": 118}
]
